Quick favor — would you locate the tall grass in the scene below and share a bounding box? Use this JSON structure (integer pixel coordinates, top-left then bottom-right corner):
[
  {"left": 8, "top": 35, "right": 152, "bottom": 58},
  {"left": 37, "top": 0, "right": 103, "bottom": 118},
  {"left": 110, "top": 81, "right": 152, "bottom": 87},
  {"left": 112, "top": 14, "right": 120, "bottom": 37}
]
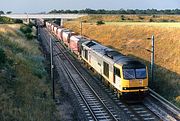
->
[{"left": 0, "top": 24, "right": 56, "bottom": 121}]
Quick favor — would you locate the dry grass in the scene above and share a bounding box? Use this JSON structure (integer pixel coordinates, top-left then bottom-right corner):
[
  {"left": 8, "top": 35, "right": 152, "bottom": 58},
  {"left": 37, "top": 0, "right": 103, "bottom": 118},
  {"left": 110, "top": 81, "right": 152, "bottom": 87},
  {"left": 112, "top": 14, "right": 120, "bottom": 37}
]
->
[
  {"left": 0, "top": 24, "right": 40, "bottom": 55},
  {"left": 64, "top": 20, "right": 180, "bottom": 107},
  {"left": 105, "top": 22, "right": 180, "bottom": 28},
  {"left": 79, "top": 15, "right": 180, "bottom": 22},
  {"left": 64, "top": 21, "right": 180, "bottom": 74},
  {"left": 0, "top": 24, "right": 55, "bottom": 121}
]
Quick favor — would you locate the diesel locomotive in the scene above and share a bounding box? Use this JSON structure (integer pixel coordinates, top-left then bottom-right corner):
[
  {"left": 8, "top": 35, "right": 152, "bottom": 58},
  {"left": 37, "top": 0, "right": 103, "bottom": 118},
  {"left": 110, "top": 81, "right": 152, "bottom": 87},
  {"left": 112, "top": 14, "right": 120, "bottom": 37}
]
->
[{"left": 45, "top": 21, "right": 149, "bottom": 99}]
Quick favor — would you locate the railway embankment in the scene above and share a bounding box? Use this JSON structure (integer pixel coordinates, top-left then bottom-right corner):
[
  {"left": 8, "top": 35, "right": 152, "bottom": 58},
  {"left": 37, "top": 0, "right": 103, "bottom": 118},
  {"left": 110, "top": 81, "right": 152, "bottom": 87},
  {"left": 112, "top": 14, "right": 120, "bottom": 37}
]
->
[
  {"left": 64, "top": 17, "right": 180, "bottom": 108},
  {"left": 0, "top": 24, "right": 56, "bottom": 121}
]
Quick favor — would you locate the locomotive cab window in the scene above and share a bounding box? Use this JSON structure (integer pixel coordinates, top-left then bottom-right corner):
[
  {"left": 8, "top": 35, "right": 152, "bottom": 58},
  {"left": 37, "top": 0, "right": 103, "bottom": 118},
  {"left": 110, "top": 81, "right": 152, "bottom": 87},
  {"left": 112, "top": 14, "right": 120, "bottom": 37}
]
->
[
  {"left": 113, "top": 67, "right": 121, "bottom": 83},
  {"left": 103, "top": 62, "right": 109, "bottom": 78},
  {"left": 114, "top": 67, "right": 121, "bottom": 78},
  {"left": 123, "top": 68, "right": 147, "bottom": 79},
  {"left": 135, "top": 68, "right": 146, "bottom": 79},
  {"left": 123, "top": 69, "right": 135, "bottom": 80}
]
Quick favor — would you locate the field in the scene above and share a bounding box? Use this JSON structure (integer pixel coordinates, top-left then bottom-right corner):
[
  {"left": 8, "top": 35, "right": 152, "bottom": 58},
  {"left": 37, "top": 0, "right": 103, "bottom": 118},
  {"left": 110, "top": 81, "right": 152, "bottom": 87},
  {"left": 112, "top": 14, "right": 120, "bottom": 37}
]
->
[
  {"left": 64, "top": 17, "right": 180, "bottom": 107},
  {"left": 0, "top": 24, "right": 56, "bottom": 121},
  {"left": 105, "top": 22, "right": 180, "bottom": 28},
  {"left": 79, "top": 14, "right": 180, "bottom": 22}
]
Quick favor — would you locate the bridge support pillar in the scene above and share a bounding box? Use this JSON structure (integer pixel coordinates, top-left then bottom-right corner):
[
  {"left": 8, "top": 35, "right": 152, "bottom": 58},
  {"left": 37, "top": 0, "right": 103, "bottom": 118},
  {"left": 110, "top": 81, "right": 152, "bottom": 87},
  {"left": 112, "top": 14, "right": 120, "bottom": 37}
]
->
[
  {"left": 23, "top": 18, "right": 30, "bottom": 25},
  {"left": 60, "top": 19, "right": 63, "bottom": 26},
  {"left": 27, "top": 18, "right": 30, "bottom": 24}
]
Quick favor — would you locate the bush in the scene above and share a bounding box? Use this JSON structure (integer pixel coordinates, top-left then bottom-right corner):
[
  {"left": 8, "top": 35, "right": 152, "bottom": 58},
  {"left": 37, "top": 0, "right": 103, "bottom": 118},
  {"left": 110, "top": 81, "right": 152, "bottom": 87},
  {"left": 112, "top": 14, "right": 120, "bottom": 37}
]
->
[
  {"left": 170, "top": 20, "right": 176, "bottom": 22},
  {"left": 20, "top": 25, "right": 34, "bottom": 40},
  {"left": 149, "top": 18, "right": 154, "bottom": 22},
  {"left": 152, "top": 15, "right": 156, "bottom": 18},
  {"left": 120, "top": 15, "right": 126, "bottom": 20},
  {"left": 28, "top": 22, "right": 34, "bottom": 28},
  {"left": 160, "top": 19, "right": 169, "bottom": 22},
  {"left": 25, "top": 33, "right": 34, "bottom": 40},
  {"left": 0, "top": 48, "right": 6, "bottom": 66},
  {"left": 20, "top": 25, "right": 32, "bottom": 34},
  {"left": 96, "top": 20, "right": 105, "bottom": 25},
  {"left": 0, "top": 16, "right": 13, "bottom": 24},
  {"left": 14, "top": 19, "right": 23, "bottom": 23},
  {"left": 138, "top": 16, "right": 144, "bottom": 20}
]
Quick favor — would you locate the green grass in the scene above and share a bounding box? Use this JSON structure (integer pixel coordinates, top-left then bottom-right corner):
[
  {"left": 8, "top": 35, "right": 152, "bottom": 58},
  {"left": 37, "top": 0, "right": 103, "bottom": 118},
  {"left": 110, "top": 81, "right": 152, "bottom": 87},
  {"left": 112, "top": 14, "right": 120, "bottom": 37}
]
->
[{"left": 0, "top": 24, "right": 56, "bottom": 121}]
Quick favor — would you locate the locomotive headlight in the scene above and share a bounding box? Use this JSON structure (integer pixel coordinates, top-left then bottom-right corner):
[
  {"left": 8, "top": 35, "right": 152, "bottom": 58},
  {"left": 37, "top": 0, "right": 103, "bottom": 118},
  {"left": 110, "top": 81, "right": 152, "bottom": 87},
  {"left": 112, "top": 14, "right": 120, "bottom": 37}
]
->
[{"left": 123, "top": 87, "right": 126, "bottom": 90}]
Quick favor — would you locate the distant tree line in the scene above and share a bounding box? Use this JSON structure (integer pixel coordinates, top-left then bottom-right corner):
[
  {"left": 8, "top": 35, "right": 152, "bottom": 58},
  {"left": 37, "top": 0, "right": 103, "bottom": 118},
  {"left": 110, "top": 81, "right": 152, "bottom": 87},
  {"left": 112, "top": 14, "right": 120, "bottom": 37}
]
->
[
  {"left": 0, "top": 11, "right": 12, "bottom": 15},
  {"left": 49, "top": 8, "right": 180, "bottom": 15}
]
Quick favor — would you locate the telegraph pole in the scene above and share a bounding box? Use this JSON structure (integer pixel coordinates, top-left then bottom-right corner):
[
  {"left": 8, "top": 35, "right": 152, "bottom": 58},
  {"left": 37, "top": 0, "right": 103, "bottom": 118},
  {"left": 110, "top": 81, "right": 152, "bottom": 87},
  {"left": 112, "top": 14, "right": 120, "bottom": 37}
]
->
[
  {"left": 50, "top": 38, "right": 55, "bottom": 99},
  {"left": 151, "top": 35, "right": 155, "bottom": 83},
  {"left": 80, "top": 21, "right": 82, "bottom": 36}
]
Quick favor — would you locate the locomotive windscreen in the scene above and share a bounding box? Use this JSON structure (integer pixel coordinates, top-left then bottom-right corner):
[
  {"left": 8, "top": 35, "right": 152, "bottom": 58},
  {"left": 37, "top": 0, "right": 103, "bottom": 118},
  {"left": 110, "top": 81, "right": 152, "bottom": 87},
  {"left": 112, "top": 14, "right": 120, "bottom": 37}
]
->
[{"left": 123, "top": 68, "right": 147, "bottom": 80}]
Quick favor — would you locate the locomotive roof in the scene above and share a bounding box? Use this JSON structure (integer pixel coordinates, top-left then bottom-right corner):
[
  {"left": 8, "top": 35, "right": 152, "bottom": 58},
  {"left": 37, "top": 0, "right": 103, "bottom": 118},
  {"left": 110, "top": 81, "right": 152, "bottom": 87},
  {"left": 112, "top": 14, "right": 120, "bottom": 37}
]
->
[
  {"left": 83, "top": 41, "right": 145, "bottom": 66},
  {"left": 115, "top": 56, "right": 144, "bottom": 66},
  {"left": 84, "top": 41, "right": 112, "bottom": 55},
  {"left": 103, "top": 50, "right": 145, "bottom": 66}
]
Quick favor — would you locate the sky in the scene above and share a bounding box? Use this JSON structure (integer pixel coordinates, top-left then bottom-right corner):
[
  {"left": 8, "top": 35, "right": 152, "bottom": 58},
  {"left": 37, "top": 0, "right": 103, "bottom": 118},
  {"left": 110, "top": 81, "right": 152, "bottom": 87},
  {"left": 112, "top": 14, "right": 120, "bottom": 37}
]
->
[{"left": 0, "top": 0, "right": 180, "bottom": 13}]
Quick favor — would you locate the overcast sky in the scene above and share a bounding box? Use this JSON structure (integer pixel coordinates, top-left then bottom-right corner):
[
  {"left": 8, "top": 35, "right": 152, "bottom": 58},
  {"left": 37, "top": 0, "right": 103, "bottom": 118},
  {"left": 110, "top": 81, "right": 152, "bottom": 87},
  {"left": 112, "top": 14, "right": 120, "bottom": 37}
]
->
[{"left": 0, "top": 0, "right": 180, "bottom": 13}]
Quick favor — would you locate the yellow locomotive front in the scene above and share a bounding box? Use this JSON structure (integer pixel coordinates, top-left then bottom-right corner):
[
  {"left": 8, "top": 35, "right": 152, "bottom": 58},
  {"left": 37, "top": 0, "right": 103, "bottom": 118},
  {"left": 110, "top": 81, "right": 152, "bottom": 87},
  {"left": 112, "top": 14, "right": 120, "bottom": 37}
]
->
[{"left": 114, "top": 60, "right": 148, "bottom": 99}]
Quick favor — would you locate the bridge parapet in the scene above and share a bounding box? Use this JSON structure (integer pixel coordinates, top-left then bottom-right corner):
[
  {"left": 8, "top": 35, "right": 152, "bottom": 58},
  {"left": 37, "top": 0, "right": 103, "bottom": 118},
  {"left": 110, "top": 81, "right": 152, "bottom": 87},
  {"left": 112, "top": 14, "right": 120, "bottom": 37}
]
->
[{"left": 1, "top": 14, "right": 87, "bottom": 19}]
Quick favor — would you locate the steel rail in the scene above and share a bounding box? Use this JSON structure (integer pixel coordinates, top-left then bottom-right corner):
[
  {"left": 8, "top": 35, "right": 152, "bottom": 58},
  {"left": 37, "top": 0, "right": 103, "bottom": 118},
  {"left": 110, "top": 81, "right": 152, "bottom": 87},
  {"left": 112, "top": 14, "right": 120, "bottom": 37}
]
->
[{"left": 53, "top": 39, "right": 119, "bottom": 121}]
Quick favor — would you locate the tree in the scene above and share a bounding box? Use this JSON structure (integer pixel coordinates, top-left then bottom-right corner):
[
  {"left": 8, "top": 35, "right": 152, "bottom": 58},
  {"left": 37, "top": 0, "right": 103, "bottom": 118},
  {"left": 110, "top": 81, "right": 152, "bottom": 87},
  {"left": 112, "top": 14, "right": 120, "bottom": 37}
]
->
[
  {"left": 14, "top": 19, "right": 23, "bottom": 23},
  {"left": 48, "top": 8, "right": 180, "bottom": 15},
  {"left": 6, "top": 11, "right": 12, "bottom": 14},
  {"left": 20, "top": 25, "right": 32, "bottom": 34},
  {"left": 84, "top": 8, "right": 96, "bottom": 14},
  {"left": 0, "top": 11, "right": 4, "bottom": 15}
]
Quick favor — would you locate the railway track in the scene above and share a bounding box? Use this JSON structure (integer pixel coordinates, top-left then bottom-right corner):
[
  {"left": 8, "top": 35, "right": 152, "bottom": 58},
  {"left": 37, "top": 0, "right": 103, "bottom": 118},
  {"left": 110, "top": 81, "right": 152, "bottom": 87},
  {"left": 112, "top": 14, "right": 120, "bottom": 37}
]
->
[
  {"left": 74, "top": 62, "right": 160, "bottom": 121},
  {"left": 75, "top": 60, "right": 180, "bottom": 121},
  {"left": 74, "top": 54, "right": 180, "bottom": 121},
  {"left": 38, "top": 24, "right": 180, "bottom": 121},
  {"left": 55, "top": 46, "right": 119, "bottom": 121},
  {"left": 40, "top": 27, "right": 120, "bottom": 121},
  {"left": 144, "top": 89, "right": 180, "bottom": 121}
]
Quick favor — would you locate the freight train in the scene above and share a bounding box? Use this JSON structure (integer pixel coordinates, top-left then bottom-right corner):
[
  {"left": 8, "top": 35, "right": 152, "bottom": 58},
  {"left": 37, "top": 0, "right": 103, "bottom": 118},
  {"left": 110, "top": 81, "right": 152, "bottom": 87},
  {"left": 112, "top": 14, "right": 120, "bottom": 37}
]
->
[{"left": 45, "top": 21, "right": 149, "bottom": 99}]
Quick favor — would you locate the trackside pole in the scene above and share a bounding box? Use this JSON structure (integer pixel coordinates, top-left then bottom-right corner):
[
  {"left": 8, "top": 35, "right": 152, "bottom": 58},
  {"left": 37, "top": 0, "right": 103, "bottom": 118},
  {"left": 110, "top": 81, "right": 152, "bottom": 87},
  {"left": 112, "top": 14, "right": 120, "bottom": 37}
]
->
[
  {"left": 50, "top": 38, "right": 55, "bottom": 99},
  {"left": 80, "top": 21, "right": 82, "bottom": 36},
  {"left": 151, "top": 35, "right": 155, "bottom": 83}
]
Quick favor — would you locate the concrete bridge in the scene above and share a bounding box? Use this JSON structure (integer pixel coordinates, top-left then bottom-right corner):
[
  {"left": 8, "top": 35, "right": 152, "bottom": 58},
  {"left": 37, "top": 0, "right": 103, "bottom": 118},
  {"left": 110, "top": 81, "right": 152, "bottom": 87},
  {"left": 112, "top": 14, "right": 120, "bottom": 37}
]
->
[
  {"left": 1, "top": 13, "right": 87, "bottom": 25},
  {"left": 1, "top": 13, "right": 87, "bottom": 19}
]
